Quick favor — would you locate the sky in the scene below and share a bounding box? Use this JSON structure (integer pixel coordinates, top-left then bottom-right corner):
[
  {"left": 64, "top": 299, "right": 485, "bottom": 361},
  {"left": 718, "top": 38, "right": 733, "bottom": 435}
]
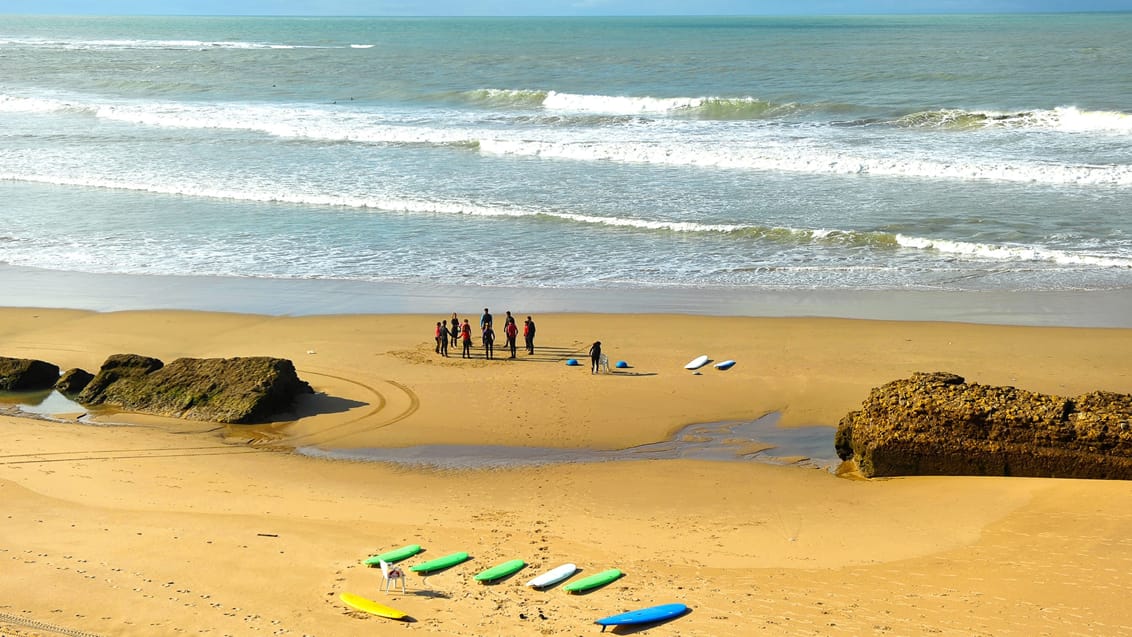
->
[{"left": 0, "top": 0, "right": 1130, "bottom": 15}]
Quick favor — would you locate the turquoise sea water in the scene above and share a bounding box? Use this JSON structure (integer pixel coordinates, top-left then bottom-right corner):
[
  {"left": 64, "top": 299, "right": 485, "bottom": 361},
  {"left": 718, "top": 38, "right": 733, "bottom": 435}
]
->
[{"left": 2, "top": 14, "right": 1131, "bottom": 300}]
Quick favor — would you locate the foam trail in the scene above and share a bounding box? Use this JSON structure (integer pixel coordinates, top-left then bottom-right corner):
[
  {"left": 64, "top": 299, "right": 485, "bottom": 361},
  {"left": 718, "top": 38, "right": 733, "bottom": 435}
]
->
[
  {"left": 896, "top": 235, "right": 1132, "bottom": 268},
  {"left": 478, "top": 139, "right": 1132, "bottom": 187},
  {"left": 4, "top": 171, "right": 1130, "bottom": 271},
  {"left": 5, "top": 93, "right": 1130, "bottom": 189}
]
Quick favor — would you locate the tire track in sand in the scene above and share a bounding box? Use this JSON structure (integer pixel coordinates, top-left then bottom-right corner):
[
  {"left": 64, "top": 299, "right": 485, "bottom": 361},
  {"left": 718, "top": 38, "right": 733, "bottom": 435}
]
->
[
  {"left": 0, "top": 611, "right": 103, "bottom": 637},
  {"left": 267, "top": 371, "right": 419, "bottom": 448}
]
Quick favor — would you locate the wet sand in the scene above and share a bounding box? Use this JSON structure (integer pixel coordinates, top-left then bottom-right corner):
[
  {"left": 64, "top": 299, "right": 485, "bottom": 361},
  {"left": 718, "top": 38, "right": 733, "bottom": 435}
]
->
[{"left": 5, "top": 264, "right": 1132, "bottom": 327}]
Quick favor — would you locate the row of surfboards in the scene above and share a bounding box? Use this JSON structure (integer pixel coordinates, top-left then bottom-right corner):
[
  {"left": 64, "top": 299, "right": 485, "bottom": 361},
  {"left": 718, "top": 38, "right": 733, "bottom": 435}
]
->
[
  {"left": 363, "top": 544, "right": 619, "bottom": 591},
  {"left": 345, "top": 544, "right": 690, "bottom": 629}
]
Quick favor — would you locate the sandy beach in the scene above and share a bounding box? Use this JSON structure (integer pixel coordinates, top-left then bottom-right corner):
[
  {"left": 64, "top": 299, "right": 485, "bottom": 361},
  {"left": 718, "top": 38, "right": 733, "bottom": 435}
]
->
[
  {"left": 2, "top": 306, "right": 1132, "bottom": 636},
  {"left": 5, "top": 4, "right": 1132, "bottom": 635}
]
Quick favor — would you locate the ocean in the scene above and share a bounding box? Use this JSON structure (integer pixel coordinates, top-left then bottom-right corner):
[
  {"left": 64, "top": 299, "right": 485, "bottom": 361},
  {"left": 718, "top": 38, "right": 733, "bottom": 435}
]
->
[{"left": 2, "top": 13, "right": 1131, "bottom": 319}]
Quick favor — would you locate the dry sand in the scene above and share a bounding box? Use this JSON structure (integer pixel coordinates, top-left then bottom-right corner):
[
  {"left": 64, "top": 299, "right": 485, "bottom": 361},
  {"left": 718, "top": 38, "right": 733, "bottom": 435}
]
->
[{"left": 3, "top": 307, "right": 1132, "bottom": 636}]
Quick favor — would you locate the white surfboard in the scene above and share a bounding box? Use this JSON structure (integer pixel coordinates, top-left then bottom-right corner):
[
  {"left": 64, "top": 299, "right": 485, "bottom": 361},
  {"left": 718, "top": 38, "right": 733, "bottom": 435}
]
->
[
  {"left": 714, "top": 359, "right": 736, "bottom": 370},
  {"left": 684, "top": 355, "right": 709, "bottom": 370},
  {"left": 525, "top": 563, "right": 577, "bottom": 588}
]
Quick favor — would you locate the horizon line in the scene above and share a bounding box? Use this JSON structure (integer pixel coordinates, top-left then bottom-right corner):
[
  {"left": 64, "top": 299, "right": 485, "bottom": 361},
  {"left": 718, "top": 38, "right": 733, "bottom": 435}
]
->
[{"left": 3, "top": 9, "right": 1130, "bottom": 16}]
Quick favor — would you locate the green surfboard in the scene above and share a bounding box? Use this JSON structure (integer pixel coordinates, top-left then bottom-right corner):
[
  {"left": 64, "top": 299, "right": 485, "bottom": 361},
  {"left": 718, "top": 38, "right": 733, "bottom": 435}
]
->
[
  {"left": 474, "top": 559, "right": 526, "bottom": 582},
  {"left": 410, "top": 551, "right": 470, "bottom": 573},
  {"left": 563, "top": 568, "right": 623, "bottom": 593},
  {"left": 364, "top": 543, "right": 422, "bottom": 566}
]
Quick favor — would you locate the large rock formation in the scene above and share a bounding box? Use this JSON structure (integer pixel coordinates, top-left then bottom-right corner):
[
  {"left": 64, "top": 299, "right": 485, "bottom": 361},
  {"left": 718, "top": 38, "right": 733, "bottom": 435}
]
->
[
  {"left": 76, "top": 354, "right": 313, "bottom": 424},
  {"left": 836, "top": 372, "right": 1132, "bottom": 479},
  {"left": 0, "top": 357, "right": 60, "bottom": 391}
]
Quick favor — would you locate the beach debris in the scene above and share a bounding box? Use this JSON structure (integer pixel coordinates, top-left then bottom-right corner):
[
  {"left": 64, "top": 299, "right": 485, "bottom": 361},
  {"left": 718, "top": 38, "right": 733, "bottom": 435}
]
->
[
  {"left": 837, "top": 371, "right": 1132, "bottom": 480},
  {"left": 565, "top": 359, "right": 580, "bottom": 366},
  {"left": 615, "top": 360, "right": 629, "bottom": 368}
]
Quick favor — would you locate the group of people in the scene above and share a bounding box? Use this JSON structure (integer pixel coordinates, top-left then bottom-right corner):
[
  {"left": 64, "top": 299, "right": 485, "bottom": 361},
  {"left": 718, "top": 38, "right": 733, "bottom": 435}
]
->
[{"left": 434, "top": 308, "right": 536, "bottom": 360}]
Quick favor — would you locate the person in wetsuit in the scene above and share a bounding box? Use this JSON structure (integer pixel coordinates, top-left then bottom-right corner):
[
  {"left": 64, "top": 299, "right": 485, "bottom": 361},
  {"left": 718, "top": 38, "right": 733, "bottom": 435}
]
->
[
  {"left": 524, "top": 316, "right": 536, "bottom": 354},
  {"left": 461, "top": 319, "right": 473, "bottom": 358},
  {"left": 483, "top": 323, "right": 496, "bottom": 360}
]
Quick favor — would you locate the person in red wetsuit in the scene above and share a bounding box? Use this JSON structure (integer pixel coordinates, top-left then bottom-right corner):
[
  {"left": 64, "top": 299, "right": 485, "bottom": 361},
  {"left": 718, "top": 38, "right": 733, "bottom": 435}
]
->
[
  {"left": 461, "top": 319, "right": 473, "bottom": 358},
  {"left": 504, "top": 317, "right": 519, "bottom": 358}
]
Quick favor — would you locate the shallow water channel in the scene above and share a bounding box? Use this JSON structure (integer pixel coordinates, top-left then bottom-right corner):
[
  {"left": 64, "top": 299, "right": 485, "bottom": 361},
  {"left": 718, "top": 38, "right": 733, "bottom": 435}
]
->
[
  {"left": 3, "top": 391, "right": 837, "bottom": 471},
  {"left": 298, "top": 413, "right": 838, "bottom": 471}
]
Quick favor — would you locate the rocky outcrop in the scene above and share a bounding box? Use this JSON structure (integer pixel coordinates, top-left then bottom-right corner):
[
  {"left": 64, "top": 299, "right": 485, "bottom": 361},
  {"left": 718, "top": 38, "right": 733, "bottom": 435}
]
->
[
  {"left": 77, "top": 354, "right": 312, "bottom": 424},
  {"left": 55, "top": 368, "right": 95, "bottom": 396},
  {"left": 76, "top": 354, "right": 164, "bottom": 402},
  {"left": 836, "top": 372, "right": 1132, "bottom": 480},
  {"left": 0, "top": 357, "right": 60, "bottom": 391}
]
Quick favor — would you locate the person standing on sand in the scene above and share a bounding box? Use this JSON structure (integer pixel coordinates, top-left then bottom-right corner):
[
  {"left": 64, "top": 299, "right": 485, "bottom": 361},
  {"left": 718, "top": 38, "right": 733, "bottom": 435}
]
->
[
  {"left": 524, "top": 316, "right": 536, "bottom": 354},
  {"left": 480, "top": 307, "right": 493, "bottom": 331},
  {"left": 483, "top": 323, "right": 496, "bottom": 360},
  {"left": 450, "top": 313, "right": 460, "bottom": 347},
  {"left": 434, "top": 321, "right": 443, "bottom": 354},
  {"left": 589, "top": 340, "right": 602, "bottom": 374},
  {"left": 504, "top": 318, "right": 518, "bottom": 358},
  {"left": 461, "top": 319, "right": 473, "bottom": 358},
  {"left": 438, "top": 320, "right": 449, "bottom": 357}
]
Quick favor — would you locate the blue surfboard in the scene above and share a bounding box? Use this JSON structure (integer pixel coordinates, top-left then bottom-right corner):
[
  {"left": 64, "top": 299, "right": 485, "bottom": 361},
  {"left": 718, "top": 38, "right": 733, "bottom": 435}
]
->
[{"left": 594, "top": 603, "right": 689, "bottom": 630}]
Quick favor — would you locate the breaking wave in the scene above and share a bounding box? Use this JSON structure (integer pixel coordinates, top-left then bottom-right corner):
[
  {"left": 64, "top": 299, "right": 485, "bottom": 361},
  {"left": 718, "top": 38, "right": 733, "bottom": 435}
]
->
[
  {"left": 3, "top": 171, "right": 1130, "bottom": 270},
  {"left": 894, "top": 106, "right": 1132, "bottom": 133}
]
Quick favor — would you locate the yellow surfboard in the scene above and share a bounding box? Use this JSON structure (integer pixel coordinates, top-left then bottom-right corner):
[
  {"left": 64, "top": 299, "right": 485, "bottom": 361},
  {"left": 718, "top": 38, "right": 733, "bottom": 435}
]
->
[{"left": 340, "top": 592, "right": 409, "bottom": 620}]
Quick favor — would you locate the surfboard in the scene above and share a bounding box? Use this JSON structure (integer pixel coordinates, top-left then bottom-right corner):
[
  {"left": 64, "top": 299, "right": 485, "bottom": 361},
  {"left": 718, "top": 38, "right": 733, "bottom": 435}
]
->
[
  {"left": 525, "top": 563, "right": 577, "bottom": 588},
  {"left": 364, "top": 543, "right": 422, "bottom": 566},
  {"left": 473, "top": 559, "right": 526, "bottom": 582},
  {"left": 410, "top": 551, "right": 470, "bottom": 573},
  {"left": 339, "top": 592, "right": 409, "bottom": 620},
  {"left": 595, "top": 603, "right": 688, "bottom": 629},
  {"left": 563, "top": 568, "right": 622, "bottom": 593},
  {"left": 713, "top": 359, "right": 736, "bottom": 370},
  {"left": 684, "top": 355, "right": 709, "bottom": 370}
]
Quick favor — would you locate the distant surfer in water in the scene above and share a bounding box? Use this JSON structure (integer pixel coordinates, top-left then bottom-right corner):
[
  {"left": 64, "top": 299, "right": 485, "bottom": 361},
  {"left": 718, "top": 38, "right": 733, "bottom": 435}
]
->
[{"left": 589, "top": 341, "right": 602, "bottom": 374}]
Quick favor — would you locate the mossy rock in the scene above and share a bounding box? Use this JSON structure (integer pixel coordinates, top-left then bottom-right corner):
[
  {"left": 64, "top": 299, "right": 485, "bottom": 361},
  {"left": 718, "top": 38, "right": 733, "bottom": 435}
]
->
[
  {"left": 77, "top": 354, "right": 312, "bottom": 424},
  {"left": 0, "top": 357, "right": 60, "bottom": 391}
]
